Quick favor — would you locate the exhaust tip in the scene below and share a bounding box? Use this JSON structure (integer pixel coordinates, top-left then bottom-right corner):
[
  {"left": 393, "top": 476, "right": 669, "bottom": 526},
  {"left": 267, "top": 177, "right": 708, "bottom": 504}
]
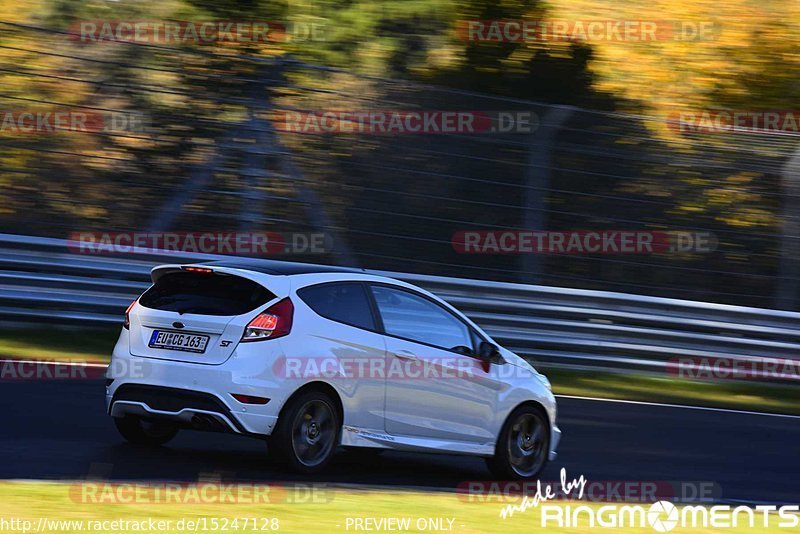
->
[{"left": 190, "top": 413, "right": 221, "bottom": 430}]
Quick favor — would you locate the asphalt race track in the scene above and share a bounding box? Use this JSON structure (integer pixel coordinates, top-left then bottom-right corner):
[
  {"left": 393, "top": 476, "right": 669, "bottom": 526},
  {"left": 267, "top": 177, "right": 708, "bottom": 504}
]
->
[{"left": 2, "top": 379, "right": 798, "bottom": 504}]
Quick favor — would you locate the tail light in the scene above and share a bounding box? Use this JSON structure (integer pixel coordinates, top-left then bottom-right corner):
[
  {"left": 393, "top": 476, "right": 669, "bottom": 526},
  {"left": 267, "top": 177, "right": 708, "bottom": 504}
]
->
[
  {"left": 242, "top": 298, "right": 293, "bottom": 342},
  {"left": 123, "top": 299, "right": 137, "bottom": 329}
]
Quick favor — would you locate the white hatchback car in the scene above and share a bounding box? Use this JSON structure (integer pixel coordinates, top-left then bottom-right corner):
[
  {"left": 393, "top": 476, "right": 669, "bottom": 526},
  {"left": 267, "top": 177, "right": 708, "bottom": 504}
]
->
[{"left": 106, "top": 260, "right": 560, "bottom": 479}]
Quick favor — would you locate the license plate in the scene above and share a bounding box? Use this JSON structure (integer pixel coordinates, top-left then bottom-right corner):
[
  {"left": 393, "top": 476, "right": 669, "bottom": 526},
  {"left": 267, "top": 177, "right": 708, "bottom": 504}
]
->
[{"left": 148, "top": 330, "right": 209, "bottom": 353}]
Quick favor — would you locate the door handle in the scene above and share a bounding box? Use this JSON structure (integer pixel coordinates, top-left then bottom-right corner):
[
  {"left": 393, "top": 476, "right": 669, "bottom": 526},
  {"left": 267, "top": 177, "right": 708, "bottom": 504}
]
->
[{"left": 393, "top": 350, "right": 418, "bottom": 361}]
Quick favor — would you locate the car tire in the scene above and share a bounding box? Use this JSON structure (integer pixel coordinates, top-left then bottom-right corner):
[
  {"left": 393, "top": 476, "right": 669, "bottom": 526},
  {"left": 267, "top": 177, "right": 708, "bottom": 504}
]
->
[
  {"left": 114, "top": 416, "right": 179, "bottom": 446},
  {"left": 269, "top": 390, "right": 341, "bottom": 474},
  {"left": 486, "top": 405, "right": 550, "bottom": 480}
]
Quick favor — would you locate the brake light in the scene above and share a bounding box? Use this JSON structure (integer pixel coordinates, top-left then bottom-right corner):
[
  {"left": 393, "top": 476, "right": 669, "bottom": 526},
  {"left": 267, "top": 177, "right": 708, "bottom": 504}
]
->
[
  {"left": 242, "top": 298, "right": 293, "bottom": 342},
  {"left": 123, "top": 299, "right": 136, "bottom": 329},
  {"left": 182, "top": 266, "right": 213, "bottom": 274}
]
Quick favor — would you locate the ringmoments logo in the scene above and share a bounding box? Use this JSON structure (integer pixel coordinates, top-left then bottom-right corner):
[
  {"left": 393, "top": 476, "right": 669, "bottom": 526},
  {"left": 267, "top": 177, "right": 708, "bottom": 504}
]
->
[
  {"left": 539, "top": 501, "right": 800, "bottom": 530},
  {"left": 500, "top": 469, "right": 800, "bottom": 530}
]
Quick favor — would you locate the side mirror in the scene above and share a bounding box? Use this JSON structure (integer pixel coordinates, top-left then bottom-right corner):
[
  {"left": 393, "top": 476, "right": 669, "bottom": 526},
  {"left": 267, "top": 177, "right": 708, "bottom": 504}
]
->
[{"left": 478, "top": 341, "right": 503, "bottom": 363}]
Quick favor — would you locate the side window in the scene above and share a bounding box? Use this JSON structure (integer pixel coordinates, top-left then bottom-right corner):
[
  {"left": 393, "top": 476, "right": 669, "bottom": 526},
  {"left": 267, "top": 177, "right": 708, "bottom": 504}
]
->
[
  {"left": 370, "top": 285, "right": 472, "bottom": 352},
  {"left": 297, "top": 283, "right": 376, "bottom": 331}
]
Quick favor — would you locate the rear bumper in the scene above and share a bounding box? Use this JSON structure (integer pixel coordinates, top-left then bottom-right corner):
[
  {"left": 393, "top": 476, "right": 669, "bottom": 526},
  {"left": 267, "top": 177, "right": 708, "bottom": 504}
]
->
[
  {"left": 106, "top": 331, "right": 288, "bottom": 436},
  {"left": 108, "top": 384, "right": 272, "bottom": 435},
  {"left": 107, "top": 385, "right": 279, "bottom": 437}
]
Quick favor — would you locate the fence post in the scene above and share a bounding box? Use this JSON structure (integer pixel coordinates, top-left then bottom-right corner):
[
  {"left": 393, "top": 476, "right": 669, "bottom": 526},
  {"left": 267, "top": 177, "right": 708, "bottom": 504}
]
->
[
  {"left": 520, "top": 105, "right": 574, "bottom": 284},
  {"left": 146, "top": 128, "right": 242, "bottom": 232},
  {"left": 147, "top": 61, "right": 280, "bottom": 233},
  {"left": 260, "top": 61, "right": 359, "bottom": 267},
  {"left": 776, "top": 146, "right": 800, "bottom": 310},
  {"left": 237, "top": 64, "right": 276, "bottom": 231}
]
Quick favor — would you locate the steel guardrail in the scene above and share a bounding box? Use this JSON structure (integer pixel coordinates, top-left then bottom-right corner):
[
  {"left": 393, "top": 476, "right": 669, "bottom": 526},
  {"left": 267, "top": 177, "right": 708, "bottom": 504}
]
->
[{"left": 2, "top": 233, "right": 799, "bottom": 375}]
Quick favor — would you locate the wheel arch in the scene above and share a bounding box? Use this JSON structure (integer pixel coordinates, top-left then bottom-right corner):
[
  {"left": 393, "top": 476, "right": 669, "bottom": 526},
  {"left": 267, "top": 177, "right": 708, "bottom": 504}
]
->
[
  {"left": 495, "top": 400, "right": 551, "bottom": 451},
  {"left": 277, "top": 381, "right": 344, "bottom": 424}
]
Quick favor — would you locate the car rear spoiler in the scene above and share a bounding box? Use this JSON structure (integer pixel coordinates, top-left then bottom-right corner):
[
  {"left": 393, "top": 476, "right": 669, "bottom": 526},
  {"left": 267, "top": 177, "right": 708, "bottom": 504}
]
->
[{"left": 150, "top": 264, "right": 291, "bottom": 297}]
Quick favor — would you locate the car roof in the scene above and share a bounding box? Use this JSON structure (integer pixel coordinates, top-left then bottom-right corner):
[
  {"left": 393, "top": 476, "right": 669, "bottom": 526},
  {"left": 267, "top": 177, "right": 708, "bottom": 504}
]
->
[{"left": 204, "top": 258, "right": 366, "bottom": 276}]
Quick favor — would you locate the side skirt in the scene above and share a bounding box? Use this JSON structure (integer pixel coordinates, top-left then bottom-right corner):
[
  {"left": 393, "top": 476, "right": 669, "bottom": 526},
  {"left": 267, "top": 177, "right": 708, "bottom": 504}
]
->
[{"left": 340, "top": 425, "right": 495, "bottom": 456}]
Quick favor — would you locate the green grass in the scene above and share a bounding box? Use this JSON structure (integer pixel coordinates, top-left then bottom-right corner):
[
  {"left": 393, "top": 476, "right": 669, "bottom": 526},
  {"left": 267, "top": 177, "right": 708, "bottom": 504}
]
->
[
  {"left": 0, "top": 326, "right": 118, "bottom": 363},
  {"left": 0, "top": 328, "right": 798, "bottom": 415},
  {"left": 0, "top": 481, "right": 787, "bottom": 533},
  {"left": 545, "top": 367, "right": 800, "bottom": 415}
]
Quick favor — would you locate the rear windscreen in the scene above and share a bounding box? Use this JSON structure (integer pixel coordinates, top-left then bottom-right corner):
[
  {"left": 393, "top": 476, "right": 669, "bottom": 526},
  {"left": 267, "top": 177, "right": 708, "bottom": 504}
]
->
[{"left": 139, "top": 271, "right": 275, "bottom": 316}]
